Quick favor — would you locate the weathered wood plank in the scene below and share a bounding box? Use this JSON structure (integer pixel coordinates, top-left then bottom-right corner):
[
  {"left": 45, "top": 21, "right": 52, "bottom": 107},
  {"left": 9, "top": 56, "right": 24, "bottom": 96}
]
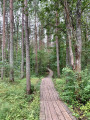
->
[
  {"left": 40, "top": 101, "right": 46, "bottom": 120},
  {"left": 53, "top": 101, "right": 65, "bottom": 120},
  {"left": 44, "top": 101, "right": 53, "bottom": 120}
]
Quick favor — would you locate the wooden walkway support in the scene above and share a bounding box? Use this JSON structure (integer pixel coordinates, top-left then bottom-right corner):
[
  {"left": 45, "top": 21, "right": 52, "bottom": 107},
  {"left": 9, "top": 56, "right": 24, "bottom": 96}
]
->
[{"left": 40, "top": 69, "right": 76, "bottom": 120}]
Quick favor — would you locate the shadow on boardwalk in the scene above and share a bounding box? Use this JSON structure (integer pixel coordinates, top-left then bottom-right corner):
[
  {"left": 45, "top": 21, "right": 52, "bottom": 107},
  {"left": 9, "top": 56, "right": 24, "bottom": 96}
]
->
[{"left": 40, "top": 68, "right": 77, "bottom": 120}]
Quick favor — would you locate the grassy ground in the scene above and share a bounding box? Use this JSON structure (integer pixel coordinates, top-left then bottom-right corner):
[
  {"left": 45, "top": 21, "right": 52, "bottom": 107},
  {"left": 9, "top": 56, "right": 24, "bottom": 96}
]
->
[{"left": 0, "top": 77, "right": 41, "bottom": 120}]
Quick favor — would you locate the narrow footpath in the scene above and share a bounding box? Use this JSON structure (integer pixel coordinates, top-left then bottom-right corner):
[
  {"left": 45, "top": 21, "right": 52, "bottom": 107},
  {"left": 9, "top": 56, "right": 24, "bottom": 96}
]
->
[{"left": 40, "top": 69, "right": 76, "bottom": 120}]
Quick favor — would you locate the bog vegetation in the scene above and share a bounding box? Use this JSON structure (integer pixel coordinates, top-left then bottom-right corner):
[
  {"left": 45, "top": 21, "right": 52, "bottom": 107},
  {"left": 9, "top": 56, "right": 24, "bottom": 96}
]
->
[{"left": 0, "top": 0, "right": 90, "bottom": 119}]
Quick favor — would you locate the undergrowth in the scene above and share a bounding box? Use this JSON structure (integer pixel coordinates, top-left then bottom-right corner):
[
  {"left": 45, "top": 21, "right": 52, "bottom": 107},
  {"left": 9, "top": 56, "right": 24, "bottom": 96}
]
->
[
  {"left": 0, "top": 77, "right": 41, "bottom": 120},
  {"left": 54, "top": 67, "right": 90, "bottom": 120}
]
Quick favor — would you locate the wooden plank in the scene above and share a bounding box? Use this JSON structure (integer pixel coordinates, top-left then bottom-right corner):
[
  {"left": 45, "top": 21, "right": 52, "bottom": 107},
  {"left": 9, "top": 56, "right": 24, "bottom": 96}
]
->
[
  {"left": 44, "top": 101, "right": 53, "bottom": 120},
  {"left": 56, "top": 100, "right": 72, "bottom": 120},
  {"left": 63, "top": 112, "right": 72, "bottom": 120},
  {"left": 40, "top": 101, "right": 46, "bottom": 120},
  {"left": 48, "top": 101, "right": 59, "bottom": 120},
  {"left": 52, "top": 101, "right": 65, "bottom": 120}
]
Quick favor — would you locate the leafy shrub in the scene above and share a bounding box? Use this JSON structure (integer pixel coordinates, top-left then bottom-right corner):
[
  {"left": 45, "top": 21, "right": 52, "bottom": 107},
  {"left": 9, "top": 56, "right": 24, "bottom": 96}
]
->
[
  {"left": 55, "top": 67, "right": 90, "bottom": 119},
  {"left": 61, "top": 67, "right": 77, "bottom": 103},
  {"left": 79, "top": 69, "right": 90, "bottom": 103},
  {"left": 62, "top": 67, "right": 90, "bottom": 104},
  {"left": 80, "top": 101, "right": 90, "bottom": 119}
]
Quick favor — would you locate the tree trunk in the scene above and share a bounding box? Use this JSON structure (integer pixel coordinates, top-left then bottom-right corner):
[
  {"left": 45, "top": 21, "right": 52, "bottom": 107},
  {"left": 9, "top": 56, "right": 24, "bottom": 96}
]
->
[
  {"left": 21, "top": 2, "right": 24, "bottom": 79},
  {"left": 39, "top": 25, "right": 41, "bottom": 50},
  {"left": 75, "top": 0, "right": 82, "bottom": 72},
  {"left": 35, "top": 11, "right": 38, "bottom": 75},
  {"left": 64, "top": 0, "right": 74, "bottom": 69},
  {"left": 0, "top": 25, "right": 2, "bottom": 49},
  {"left": 0, "top": 26, "right": 2, "bottom": 50},
  {"left": 16, "top": 21, "right": 19, "bottom": 60},
  {"left": 39, "top": 24, "right": 44, "bottom": 50},
  {"left": 10, "top": 0, "right": 14, "bottom": 81},
  {"left": 56, "top": 11, "right": 60, "bottom": 77},
  {"left": 47, "top": 33, "right": 51, "bottom": 49},
  {"left": 1, "top": 0, "right": 5, "bottom": 79},
  {"left": 24, "top": 0, "right": 31, "bottom": 94},
  {"left": 5, "top": 11, "right": 10, "bottom": 62},
  {"left": 66, "top": 37, "right": 71, "bottom": 66}
]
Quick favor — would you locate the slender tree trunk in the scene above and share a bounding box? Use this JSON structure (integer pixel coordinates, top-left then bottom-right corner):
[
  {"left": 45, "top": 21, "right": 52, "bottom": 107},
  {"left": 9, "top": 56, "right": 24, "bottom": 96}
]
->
[
  {"left": 10, "top": 0, "right": 14, "bottom": 81},
  {"left": 35, "top": 11, "right": 38, "bottom": 75},
  {"left": 47, "top": 33, "right": 51, "bottom": 49},
  {"left": 64, "top": 10, "right": 71, "bottom": 66},
  {"left": 64, "top": 0, "right": 75, "bottom": 69},
  {"left": 39, "top": 25, "right": 41, "bottom": 50},
  {"left": 39, "top": 24, "right": 44, "bottom": 50},
  {"left": 5, "top": 11, "right": 10, "bottom": 62},
  {"left": 1, "top": 0, "right": 5, "bottom": 79},
  {"left": 47, "top": 29, "right": 50, "bottom": 49},
  {"left": 84, "top": 16, "right": 89, "bottom": 66},
  {"left": 47, "top": 34, "right": 49, "bottom": 49},
  {"left": 21, "top": 3, "right": 24, "bottom": 79},
  {"left": 0, "top": 26, "right": 2, "bottom": 50},
  {"left": 75, "top": 0, "right": 82, "bottom": 72},
  {"left": 16, "top": 22, "right": 19, "bottom": 60},
  {"left": 84, "top": 27, "right": 88, "bottom": 67},
  {"left": 8, "top": 34, "right": 10, "bottom": 62},
  {"left": 56, "top": 11, "right": 60, "bottom": 77},
  {"left": 66, "top": 37, "right": 71, "bottom": 66},
  {"left": 24, "top": 0, "right": 31, "bottom": 94}
]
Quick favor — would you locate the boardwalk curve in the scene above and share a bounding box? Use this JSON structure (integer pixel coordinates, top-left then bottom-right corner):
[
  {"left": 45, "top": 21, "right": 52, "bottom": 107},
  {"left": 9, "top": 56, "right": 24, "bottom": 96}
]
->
[{"left": 40, "top": 69, "right": 76, "bottom": 120}]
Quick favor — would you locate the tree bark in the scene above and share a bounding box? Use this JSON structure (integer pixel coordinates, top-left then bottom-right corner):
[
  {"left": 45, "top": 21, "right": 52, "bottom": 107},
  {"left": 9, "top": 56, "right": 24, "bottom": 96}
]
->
[
  {"left": 56, "top": 11, "right": 60, "bottom": 77},
  {"left": 10, "top": 0, "right": 14, "bottom": 81},
  {"left": 47, "top": 33, "right": 51, "bottom": 49},
  {"left": 35, "top": 10, "right": 38, "bottom": 75},
  {"left": 1, "top": 0, "right": 5, "bottom": 79},
  {"left": 66, "top": 37, "right": 71, "bottom": 66},
  {"left": 16, "top": 21, "right": 19, "bottom": 60},
  {"left": 75, "top": 0, "right": 82, "bottom": 72},
  {"left": 5, "top": 11, "right": 10, "bottom": 62},
  {"left": 0, "top": 26, "right": 2, "bottom": 50},
  {"left": 64, "top": 0, "right": 75, "bottom": 69},
  {"left": 39, "top": 25, "right": 41, "bottom": 50},
  {"left": 24, "top": 0, "right": 31, "bottom": 94},
  {"left": 21, "top": 3, "right": 24, "bottom": 79},
  {"left": 39, "top": 24, "right": 44, "bottom": 50}
]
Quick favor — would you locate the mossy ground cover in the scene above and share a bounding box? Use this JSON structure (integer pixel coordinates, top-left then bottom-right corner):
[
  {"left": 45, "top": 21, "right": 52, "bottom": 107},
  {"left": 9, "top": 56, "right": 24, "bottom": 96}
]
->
[{"left": 0, "top": 77, "right": 41, "bottom": 120}]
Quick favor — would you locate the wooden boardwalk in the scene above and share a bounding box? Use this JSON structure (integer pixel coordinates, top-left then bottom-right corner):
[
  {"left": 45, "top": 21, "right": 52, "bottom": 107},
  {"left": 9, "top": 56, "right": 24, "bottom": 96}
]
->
[{"left": 40, "top": 69, "right": 76, "bottom": 120}]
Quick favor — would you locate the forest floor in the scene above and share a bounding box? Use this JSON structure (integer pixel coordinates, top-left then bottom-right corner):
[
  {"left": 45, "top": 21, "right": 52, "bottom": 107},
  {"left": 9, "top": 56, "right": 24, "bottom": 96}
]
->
[
  {"left": 40, "top": 69, "right": 76, "bottom": 120},
  {"left": 0, "top": 77, "right": 40, "bottom": 120}
]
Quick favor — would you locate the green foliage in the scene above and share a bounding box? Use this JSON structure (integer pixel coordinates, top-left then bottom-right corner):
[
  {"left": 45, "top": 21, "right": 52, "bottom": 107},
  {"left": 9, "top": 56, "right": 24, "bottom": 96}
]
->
[
  {"left": 61, "top": 67, "right": 77, "bottom": 103},
  {"left": 80, "top": 101, "right": 90, "bottom": 119},
  {"left": 79, "top": 69, "right": 90, "bottom": 103},
  {"left": 0, "top": 77, "right": 40, "bottom": 120},
  {"left": 55, "top": 67, "right": 90, "bottom": 119},
  {"left": 61, "top": 67, "right": 90, "bottom": 104}
]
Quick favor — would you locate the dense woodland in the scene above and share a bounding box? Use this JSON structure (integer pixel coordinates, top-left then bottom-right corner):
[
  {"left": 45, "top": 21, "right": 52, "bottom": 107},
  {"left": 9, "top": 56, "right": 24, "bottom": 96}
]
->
[{"left": 0, "top": 0, "right": 90, "bottom": 120}]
